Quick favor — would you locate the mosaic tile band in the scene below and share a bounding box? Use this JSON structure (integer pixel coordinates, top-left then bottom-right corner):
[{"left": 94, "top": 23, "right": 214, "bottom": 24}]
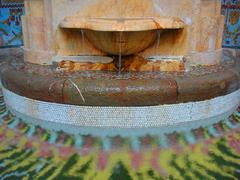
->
[{"left": 3, "top": 87, "right": 240, "bottom": 130}]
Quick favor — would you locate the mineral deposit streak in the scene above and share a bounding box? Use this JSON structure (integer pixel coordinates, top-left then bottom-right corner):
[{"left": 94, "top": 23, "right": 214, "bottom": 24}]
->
[
  {"left": 155, "top": 30, "right": 161, "bottom": 56},
  {"left": 81, "top": 30, "right": 85, "bottom": 49},
  {"left": 118, "top": 31, "right": 123, "bottom": 75}
]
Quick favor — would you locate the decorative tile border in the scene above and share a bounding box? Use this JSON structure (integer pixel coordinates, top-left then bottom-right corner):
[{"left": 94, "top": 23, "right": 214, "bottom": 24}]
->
[
  {"left": 0, "top": 88, "right": 240, "bottom": 152},
  {"left": 3, "top": 86, "right": 240, "bottom": 130}
]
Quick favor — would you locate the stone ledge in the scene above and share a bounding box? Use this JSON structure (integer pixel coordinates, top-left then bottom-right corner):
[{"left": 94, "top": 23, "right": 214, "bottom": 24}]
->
[{"left": 0, "top": 62, "right": 239, "bottom": 106}]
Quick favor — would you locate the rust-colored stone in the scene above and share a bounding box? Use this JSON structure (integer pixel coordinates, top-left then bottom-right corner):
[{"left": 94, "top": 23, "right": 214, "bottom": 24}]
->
[
  {"left": 1, "top": 61, "right": 239, "bottom": 107},
  {"left": 62, "top": 78, "right": 177, "bottom": 106},
  {"left": 176, "top": 69, "right": 240, "bottom": 103},
  {"left": 1, "top": 69, "right": 63, "bottom": 103}
]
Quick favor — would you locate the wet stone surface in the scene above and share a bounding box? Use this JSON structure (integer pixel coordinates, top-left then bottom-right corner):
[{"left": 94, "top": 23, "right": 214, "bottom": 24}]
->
[{"left": 0, "top": 48, "right": 239, "bottom": 106}]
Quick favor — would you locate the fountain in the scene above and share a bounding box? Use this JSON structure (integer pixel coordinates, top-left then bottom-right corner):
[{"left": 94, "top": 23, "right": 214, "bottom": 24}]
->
[{"left": 0, "top": 0, "right": 239, "bottom": 150}]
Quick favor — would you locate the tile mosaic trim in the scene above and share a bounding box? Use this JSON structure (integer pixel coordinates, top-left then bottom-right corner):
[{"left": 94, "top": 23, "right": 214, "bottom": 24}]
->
[{"left": 3, "top": 86, "right": 240, "bottom": 130}]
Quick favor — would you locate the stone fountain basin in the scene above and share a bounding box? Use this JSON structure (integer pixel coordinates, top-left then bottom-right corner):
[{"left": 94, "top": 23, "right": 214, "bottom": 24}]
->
[
  {"left": 84, "top": 30, "right": 157, "bottom": 55},
  {"left": 1, "top": 62, "right": 239, "bottom": 107},
  {"left": 60, "top": 17, "right": 185, "bottom": 55}
]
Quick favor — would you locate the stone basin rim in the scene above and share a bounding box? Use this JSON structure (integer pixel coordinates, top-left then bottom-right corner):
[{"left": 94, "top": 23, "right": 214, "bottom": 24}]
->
[
  {"left": 60, "top": 16, "right": 185, "bottom": 32},
  {"left": 1, "top": 62, "right": 239, "bottom": 107}
]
